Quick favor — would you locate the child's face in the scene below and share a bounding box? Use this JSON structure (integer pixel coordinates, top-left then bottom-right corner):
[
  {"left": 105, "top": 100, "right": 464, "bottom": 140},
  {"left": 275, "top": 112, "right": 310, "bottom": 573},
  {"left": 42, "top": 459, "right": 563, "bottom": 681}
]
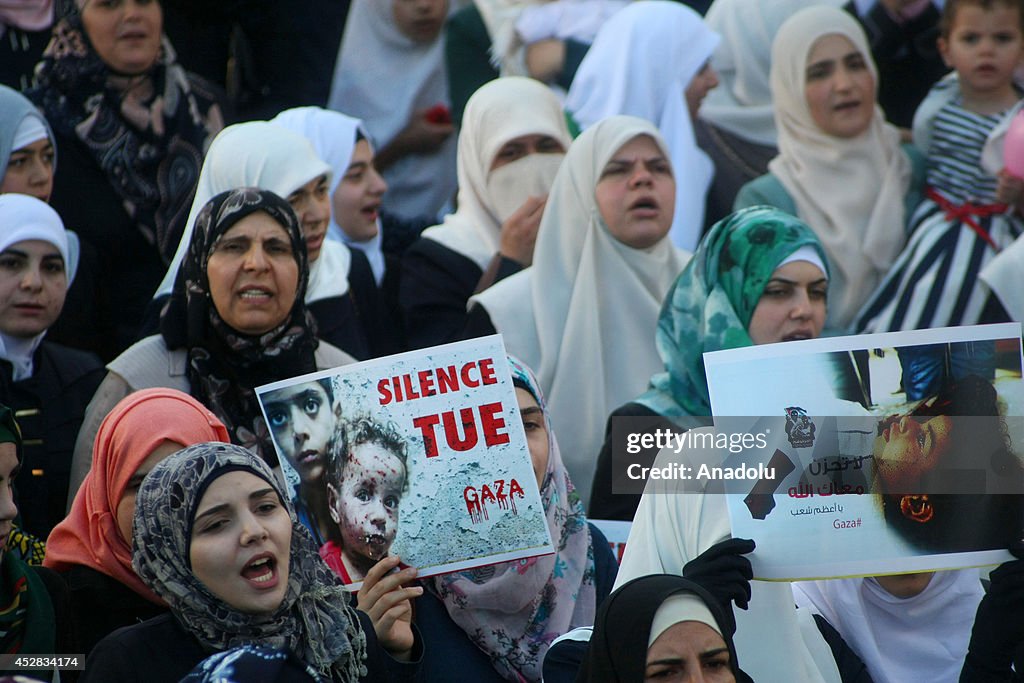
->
[
  {"left": 330, "top": 442, "right": 405, "bottom": 567},
  {"left": 264, "top": 382, "right": 336, "bottom": 485},
  {"left": 939, "top": 4, "right": 1024, "bottom": 99}
]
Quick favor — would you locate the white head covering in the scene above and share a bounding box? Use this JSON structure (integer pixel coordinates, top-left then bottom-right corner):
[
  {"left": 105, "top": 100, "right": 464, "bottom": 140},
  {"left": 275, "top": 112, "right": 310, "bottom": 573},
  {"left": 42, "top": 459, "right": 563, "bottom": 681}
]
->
[
  {"left": 0, "top": 83, "right": 55, "bottom": 185},
  {"left": 648, "top": 593, "right": 721, "bottom": 646},
  {"left": 701, "top": 0, "right": 840, "bottom": 146},
  {"left": 271, "top": 107, "right": 386, "bottom": 285},
  {"left": 327, "top": 0, "right": 457, "bottom": 220},
  {"left": 0, "top": 193, "right": 73, "bottom": 381},
  {"left": 472, "top": 116, "right": 690, "bottom": 500},
  {"left": 768, "top": 5, "right": 911, "bottom": 330},
  {"left": 154, "top": 121, "right": 351, "bottom": 303},
  {"left": 617, "top": 438, "right": 843, "bottom": 683},
  {"left": 420, "top": 76, "right": 571, "bottom": 270},
  {"left": 564, "top": 0, "right": 719, "bottom": 252},
  {"left": 793, "top": 570, "right": 984, "bottom": 683}
]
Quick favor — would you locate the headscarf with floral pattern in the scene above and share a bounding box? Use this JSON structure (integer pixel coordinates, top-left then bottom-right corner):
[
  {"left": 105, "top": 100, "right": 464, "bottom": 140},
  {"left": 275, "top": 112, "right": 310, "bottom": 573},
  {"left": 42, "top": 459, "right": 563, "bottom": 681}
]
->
[
  {"left": 430, "top": 356, "right": 597, "bottom": 682},
  {"left": 636, "top": 205, "right": 829, "bottom": 417}
]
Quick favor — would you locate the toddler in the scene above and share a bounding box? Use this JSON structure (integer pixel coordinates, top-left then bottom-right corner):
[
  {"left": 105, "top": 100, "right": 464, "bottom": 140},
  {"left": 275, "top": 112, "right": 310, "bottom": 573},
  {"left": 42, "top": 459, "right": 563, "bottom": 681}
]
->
[
  {"left": 319, "top": 417, "right": 409, "bottom": 584},
  {"left": 856, "top": 0, "right": 1024, "bottom": 332}
]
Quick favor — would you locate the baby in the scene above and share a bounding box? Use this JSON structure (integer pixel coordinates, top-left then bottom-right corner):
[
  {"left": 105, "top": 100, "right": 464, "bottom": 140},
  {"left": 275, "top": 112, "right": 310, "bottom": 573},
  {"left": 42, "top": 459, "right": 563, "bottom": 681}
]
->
[
  {"left": 319, "top": 417, "right": 409, "bottom": 584},
  {"left": 263, "top": 378, "right": 341, "bottom": 545}
]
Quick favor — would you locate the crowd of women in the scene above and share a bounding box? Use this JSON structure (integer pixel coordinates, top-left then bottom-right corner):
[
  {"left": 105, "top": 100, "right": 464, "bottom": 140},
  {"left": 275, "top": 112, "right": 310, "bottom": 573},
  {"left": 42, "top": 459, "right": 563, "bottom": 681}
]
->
[{"left": 4, "top": 0, "right": 1024, "bottom": 680}]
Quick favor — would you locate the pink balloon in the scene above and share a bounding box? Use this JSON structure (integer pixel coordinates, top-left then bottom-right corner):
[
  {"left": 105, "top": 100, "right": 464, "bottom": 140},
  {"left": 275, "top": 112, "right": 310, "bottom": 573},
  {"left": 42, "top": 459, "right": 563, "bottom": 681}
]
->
[{"left": 1003, "top": 109, "right": 1024, "bottom": 178}]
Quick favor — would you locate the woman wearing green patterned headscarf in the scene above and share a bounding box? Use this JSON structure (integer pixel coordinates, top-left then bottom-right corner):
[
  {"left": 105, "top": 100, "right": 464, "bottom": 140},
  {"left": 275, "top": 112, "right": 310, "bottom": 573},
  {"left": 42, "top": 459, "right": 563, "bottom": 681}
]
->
[
  {"left": 589, "top": 205, "right": 829, "bottom": 520},
  {"left": 0, "top": 404, "right": 74, "bottom": 680}
]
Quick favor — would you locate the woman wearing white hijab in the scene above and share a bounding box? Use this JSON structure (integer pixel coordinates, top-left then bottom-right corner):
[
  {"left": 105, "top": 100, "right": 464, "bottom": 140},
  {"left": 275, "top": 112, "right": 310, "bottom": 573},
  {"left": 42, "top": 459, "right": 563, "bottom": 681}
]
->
[
  {"left": 327, "top": 0, "right": 456, "bottom": 223},
  {"left": 151, "top": 122, "right": 376, "bottom": 360},
  {"left": 696, "top": 0, "right": 836, "bottom": 233},
  {"left": 734, "top": 5, "right": 925, "bottom": 331},
  {"left": 469, "top": 115, "right": 690, "bottom": 502},
  {"left": 271, "top": 107, "right": 387, "bottom": 286},
  {"left": 0, "top": 194, "right": 104, "bottom": 539},
  {"left": 564, "top": 0, "right": 720, "bottom": 252},
  {"left": 271, "top": 107, "right": 403, "bottom": 357},
  {"left": 401, "top": 76, "right": 571, "bottom": 350}
]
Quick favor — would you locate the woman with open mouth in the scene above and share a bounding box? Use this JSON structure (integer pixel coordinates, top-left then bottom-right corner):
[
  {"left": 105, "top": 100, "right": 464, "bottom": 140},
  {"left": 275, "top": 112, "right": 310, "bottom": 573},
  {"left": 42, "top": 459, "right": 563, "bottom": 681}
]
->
[
  {"left": 468, "top": 115, "right": 690, "bottom": 504},
  {"left": 148, "top": 121, "right": 380, "bottom": 362},
  {"left": 67, "top": 188, "right": 355, "bottom": 502},
  {"left": 272, "top": 106, "right": 405, "bottom": 357},
  {"left": 734, "top": 5, "right": 925, "bottom": 332},
  {"left": 81, "top": 442, "right": 422, "bottom": 682},
  {"left": 565, "top": 0, "right": 721, "bottom": 252}
]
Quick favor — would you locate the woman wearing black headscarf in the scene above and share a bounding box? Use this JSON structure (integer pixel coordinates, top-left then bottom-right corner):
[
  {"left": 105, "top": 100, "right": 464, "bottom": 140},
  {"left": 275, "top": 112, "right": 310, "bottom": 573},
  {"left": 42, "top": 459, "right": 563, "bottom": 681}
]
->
[
  {"left": 27, "top": 0, "right": 224, "bottom": 361},
  {"left": 579, "top": 573, "right": 747, "bottom": 683},
  {"left": 67, "top": 188, "right": 353, "bottom": 503}
]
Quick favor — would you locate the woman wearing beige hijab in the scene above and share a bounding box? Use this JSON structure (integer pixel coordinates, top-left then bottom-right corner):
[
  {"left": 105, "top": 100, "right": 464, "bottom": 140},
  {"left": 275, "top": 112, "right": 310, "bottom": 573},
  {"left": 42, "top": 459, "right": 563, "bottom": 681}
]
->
[
  {"left": 400, "top": 76, "right": 571, "bottom": 349},
  {"left": 469, "top": 115, "right": 690, "bottom": 502},
  {"left": 734, "top": 5, "right": 925, "bottom": 331}
]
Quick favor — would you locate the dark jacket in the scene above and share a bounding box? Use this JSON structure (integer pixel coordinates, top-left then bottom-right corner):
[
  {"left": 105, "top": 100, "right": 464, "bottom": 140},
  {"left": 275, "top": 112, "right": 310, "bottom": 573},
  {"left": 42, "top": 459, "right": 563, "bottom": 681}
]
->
[{"left": 0, "top": 342, "right": 104, "bottom": 537}]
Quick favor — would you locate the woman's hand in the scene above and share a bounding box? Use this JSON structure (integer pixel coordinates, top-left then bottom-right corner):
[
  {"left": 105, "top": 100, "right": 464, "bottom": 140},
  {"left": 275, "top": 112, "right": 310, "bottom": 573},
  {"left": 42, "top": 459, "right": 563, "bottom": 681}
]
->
[
  {"left": 997, "top": 169, "right": 1024, "bottom": 211},
  {"left": 356, "top": 555, "right": 422, "bottom": 660},
  {"left": 375, "top": 110, "right": 454, "bottom": 172},
  {"left": 498, "top": 195, "right": 547, "bottom": 266},
  {"left": 682, "top": 538, "right": 755, "bottom": 636}
]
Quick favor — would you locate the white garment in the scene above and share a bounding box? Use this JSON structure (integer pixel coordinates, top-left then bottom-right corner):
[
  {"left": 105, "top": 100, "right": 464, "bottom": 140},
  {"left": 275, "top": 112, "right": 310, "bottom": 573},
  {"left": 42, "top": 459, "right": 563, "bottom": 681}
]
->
[
  {"left": 327, "top": 0, "right": 457, "bottom": 220},
  {"left": 271, "top": 107, "right": 386, "bottom": 285},
  {"left": 514, "top": 0, "right": 627, "bottom": 44},
  {"left": 700, "top": 0, "right": 840, "bottom": 147},
  {"left": 793, "top": 570, "right": 983, "bottom": 683},
  {"left": 472, "top": 116, "right": 690, "bottom": 502},
  {"left": 0, "top": 194, "right": 73, "bottom": 381},
  {"left": 154, "top": 122, "right": 351, "bottom": 303},
  {"left": 475, "top": 0, "right": 543, "bottom": 75},
  {"left": 768, "top": 5, "right": 911, "bottom": 330},
  {"left": 565, "top": 0, "right": 719, "bottom": 251},
  {"left": 419, "top": 76, "right": 571, "bottom": 270},
  {"left": 617, "top": 433, "right": 843, "bottom": 683}
]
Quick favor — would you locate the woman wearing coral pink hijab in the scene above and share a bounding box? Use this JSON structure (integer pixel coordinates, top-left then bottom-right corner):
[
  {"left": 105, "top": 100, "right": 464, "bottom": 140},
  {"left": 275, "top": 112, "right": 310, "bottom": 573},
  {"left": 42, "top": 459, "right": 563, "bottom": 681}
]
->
[{"left": 45, "top": 387, "right": 229, "bottom": 655}]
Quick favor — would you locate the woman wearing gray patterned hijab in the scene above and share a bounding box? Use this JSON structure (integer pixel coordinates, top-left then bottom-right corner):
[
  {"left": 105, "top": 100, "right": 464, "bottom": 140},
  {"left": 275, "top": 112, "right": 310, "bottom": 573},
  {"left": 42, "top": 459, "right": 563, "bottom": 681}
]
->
[{"left": 81, "top": 442, "right": 421, "bottom": 682}]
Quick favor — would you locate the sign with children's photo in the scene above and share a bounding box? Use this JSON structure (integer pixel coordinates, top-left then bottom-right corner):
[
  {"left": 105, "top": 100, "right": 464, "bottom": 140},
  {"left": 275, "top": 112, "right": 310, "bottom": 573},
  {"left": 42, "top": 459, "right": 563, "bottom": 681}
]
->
[
  {"left": 256, "top": 335, "right": 553, "bottom": 588},
  {"left": 701, "top": 323, "right": 1024, "bottom": 581}
]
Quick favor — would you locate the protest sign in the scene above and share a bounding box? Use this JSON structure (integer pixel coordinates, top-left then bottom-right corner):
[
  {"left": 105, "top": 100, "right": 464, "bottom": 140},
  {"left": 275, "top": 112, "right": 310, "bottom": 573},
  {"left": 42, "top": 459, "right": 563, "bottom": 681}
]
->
[
  {"left": 257, "top": 335, "right": 553, "bottom": 588},
  {"left": 703, "top": 323, "right": 1024, "bottom": 580}
]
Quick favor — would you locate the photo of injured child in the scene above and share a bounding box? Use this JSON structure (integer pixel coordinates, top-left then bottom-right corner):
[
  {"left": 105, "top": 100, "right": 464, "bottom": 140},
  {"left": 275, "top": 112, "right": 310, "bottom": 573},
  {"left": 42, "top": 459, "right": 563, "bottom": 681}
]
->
[{"left": 318, "top": 417, "right": 409, "bottom": 583}]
